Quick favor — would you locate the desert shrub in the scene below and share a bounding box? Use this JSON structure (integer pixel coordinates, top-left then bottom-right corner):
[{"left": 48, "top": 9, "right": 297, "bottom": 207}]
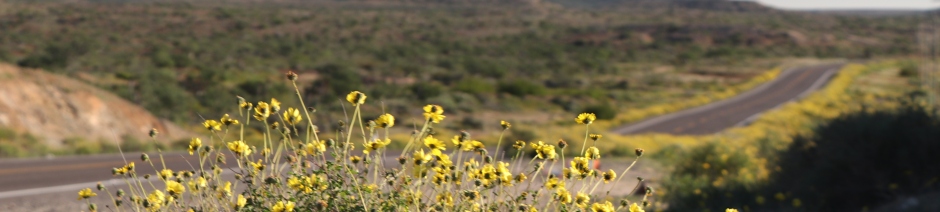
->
[
  {"left": 410, "top": 82, "right": 444, "bottom": 100},
  {"left": 453, "top": 77, "right": 495, "bottom": 95},
  {"left": 898, "top": 62, "right": 918, "bottom": 78},
  {"left": 581, "top": 104, "right": 617, "bottom": 120},
  {"left": 497, "top": 79, "right": 546, "bottom": 97}
]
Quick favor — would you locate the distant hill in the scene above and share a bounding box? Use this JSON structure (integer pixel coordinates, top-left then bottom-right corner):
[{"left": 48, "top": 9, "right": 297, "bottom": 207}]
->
[
  {"left": 0, "top": 63, "right": 191, "bottom": 148},
  {"left": 546, "top": 0, "right": 774, "bottom": 12}
]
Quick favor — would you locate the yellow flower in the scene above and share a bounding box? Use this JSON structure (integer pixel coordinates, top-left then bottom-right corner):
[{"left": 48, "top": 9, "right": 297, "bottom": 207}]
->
[
  {"left": 591, "top": 201, "right": 615, "bottom": 212},
  {"left": 575, "top": 192, "right": 590, "bottom": 208},
  {"left": 576, "top": 113, "right": 596, "bottom": 125},
  {"left": 159, "top": 169, "right": 174, "bottom": 180},
  {"left": 220, "top": 114, "right": 239, "bottom": 126},
  {"left": 234, "top": 194, "right": 247, "bottom": 210},
  {"left": 585, "top": 147, "right": 601, "bottom": 159},
  {"left": 346, "top": 91, "right": 367, "bottom": 106},
  {"left": 571, "top": 157, "right": 590, "bottom": 174},
  {"left": 227, "top": 140, "right": 252, "bottom": 156},
  {"left": 437, "top": 192, "right": 454, "bottom": 207},
  {"left": 500, "top": 120, "right": 511, "bottom": 130},
  {"left": 305, "top": 141, "right": 326, "bottom": 156},
  {"left": 270, "top": 98, "right": 281, "bottom": 112},
  {"left": 272, "top": 201, "right": 295, "bottom": 212},
  {"left": 424, "top": 136, "right": 446, "bottom": 153},
  {"left": 188, "top": 177, "right": 207, "bottom": 191},
  {"left": 603, "top": 169, "right": 616, "bottom": 183},
  {"left": 512, "top": 140, "right": 526, "bottom": 150},
  {"left": 238, "top": 96, "right": 252, "bottom": 110},
  {"left": 254, "top": 101, "right": 271, "bottom": 121},
  {"left": 283, "top": 107, "right": 303, "bottom": 125},
  {"left": 422, "top": 104, "right": 446, "bottom": 123},
  {"left": 531, "top": 141, "right": 557, "bottom": 160},
  {"left": 188, "top": 138, "right": 201, "bottom": 155},
  {"left": 515, "top": 172, "right": 527, "bottom": 183},
  {"left": 375, "top": 113, "right": 395, "bottom": 128},
  {"left": 218, "top": 181, "right": 232, "bottom": 197},
  {"left": 147, "top": 190, "right": 166, "bottom": 210},
  {"left": 726, "top": 209, "right": 739, "bottom": 212},
  {"left": 166, "top": 181, "right": 185, "bottom": 196},
  {"left": 78, "top": 188, "right": 97, "bottom": 200},
  {"left": 363, "top": 138, "right": 390, "bottom": 155},
  {"left": 349, "top": 156, "right": 362, "bottom": 164},
  {"left": 203, "top": 120, "right": 222, "bottom": 131},
  {"left": 589, "top": 133, "right": 602, "bottom": 141},
  {"left": 413, "top": 149, "right": 432, "bottom": 165},
  {"left": 555, "top": 188, "right": 572, "bottom": 204},
  {"left": 545, "top": 177, "right": 565, "bottom": 190},
  {"left": 629, "top": 202, "right": 645, "bottom": 212},
  {"left": 249, "top": 159, "right": 264, "bottom": 171}
]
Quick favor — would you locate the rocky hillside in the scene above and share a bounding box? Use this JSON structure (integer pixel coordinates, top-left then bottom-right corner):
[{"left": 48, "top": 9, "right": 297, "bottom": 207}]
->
[{"left": 0, "top": 63, "right": 190, "bottom": 148}]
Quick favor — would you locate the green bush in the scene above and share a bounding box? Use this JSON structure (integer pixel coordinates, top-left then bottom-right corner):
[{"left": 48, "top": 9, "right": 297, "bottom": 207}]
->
[
  {"left": 581, "top": 104, "right": 617, "bottom": 120},
  {"left": 497, "top": 80, "right": 546, "bottom": 97},
  {"left": 453, "top": 77, "right": 495, "bottom": 95},
  {"left": 410, "top": 82, "right": 444, "bottom": 100}
]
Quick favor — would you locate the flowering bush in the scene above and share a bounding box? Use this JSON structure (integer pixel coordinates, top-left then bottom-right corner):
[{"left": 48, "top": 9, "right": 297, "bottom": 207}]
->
[{"left": 76, "top": 71, "right": 659, "bottom": 212}]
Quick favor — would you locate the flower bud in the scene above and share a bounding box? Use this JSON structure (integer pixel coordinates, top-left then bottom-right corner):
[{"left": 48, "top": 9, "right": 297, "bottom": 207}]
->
[
  {"left": 149, "top": 128, "right": 158, "bottom": 138},
  {"left": 140, "top": 153, "right": 149, "bottom": 162},
  {"left": 558, "top": 139, "right": 568, "bottom": 149},
  {"left": 635, "top": 148, "right": 645, "bottom": 157},
  {"left": 286, "top": 71, "right": 298, "bottom": 81}
]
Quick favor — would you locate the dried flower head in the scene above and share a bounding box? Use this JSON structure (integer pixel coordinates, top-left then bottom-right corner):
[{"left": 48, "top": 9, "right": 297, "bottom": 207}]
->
[
  {"left": 635, "top": 148, "right": 645, "bottom": 157},
  {"left": 286, "top": 71, "right": 298, "bottom": 81}
]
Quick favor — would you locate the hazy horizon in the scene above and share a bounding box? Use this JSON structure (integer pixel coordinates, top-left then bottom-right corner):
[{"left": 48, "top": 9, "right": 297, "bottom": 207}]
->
[{"left": 753, "top": 0, "right": 940, "bottom": 10}]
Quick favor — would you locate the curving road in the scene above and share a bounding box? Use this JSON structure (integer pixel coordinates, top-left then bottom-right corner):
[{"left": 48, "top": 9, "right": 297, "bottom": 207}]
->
[
  {"left": 0, "top": 64, "right": 842, "bottom": 207},
  {"left": 613, "top": 63, "right": 843, "bottom": 135}
]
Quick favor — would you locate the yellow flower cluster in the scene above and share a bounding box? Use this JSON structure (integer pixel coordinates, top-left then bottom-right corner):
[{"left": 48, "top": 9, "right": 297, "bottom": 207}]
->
[{"left": 530, "top": 141, "right": 557, "bottom": 160}]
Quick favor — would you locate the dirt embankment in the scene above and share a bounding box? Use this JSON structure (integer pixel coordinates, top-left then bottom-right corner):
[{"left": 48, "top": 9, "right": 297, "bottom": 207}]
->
[{"left": 0, "top": 63, "right": 190, "bottom": 148}]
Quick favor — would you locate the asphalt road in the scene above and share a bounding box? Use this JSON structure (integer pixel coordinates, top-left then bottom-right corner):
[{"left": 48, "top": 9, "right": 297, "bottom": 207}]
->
[
  {"left": 614, "top": 63, "right": 843, "bottom": 135},
  {"left": 0, "top": 63, "right": 841, "bottom": 205}
]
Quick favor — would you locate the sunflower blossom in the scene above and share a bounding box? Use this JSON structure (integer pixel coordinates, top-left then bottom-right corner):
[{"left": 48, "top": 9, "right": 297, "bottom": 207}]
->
[
  {"left": 305, "top": 141, "right": 326, "bottom": 156},
  {"left": 233, "top": 195, "right": 247, "bottom": 210},
  {"left": 188, "top": 138, "right": 202, "bottom": 155},
  {"left": 424, "top": 136, "right": 446, "bottom": 154},
  {"left": 555, "top": 188, "right": 572, "bottom": 204},
  {"left": 166, "top": 181, "right": 185, "bottom": 196},
  {"left": 545, "top": 177, "right": 565, "bottom": 190},
  {"left": 270, "top": 98, "right": 281, "bottom": 112},
  {"left": 585, "top": 146, "right": 601, "bottom": 159},
  {"left": 272, "top": 201, "right": 295, "bottom": 212},
  {"left": 203, "top": 120, "right": 222, "bottom": 131},
  {"left": 375, "top": 113, "right": 395, "bottom": 128},
  {"left": 78, "top": 188, "right": 97, "bottom": 200},
  {"left": 227, "top": 140, "right": 252, "bottom": 157},
  {"left": 422, "top": 104, "right": 446, "bottom": 123},
  {"left": 254, "top": 101, "right": 271, "bottom": 121},
  {"left": 413, "top": 149, "right": 432, "bottom": 165},
  {"left": 591, "top": 201, "right": 616, "bottom": 212},
  {"left": 220, "top": 113, "right": 239, "bottom": 126},
  {"left": 575, "top": 192, "right": 590, "bottom": 208},
  {"left": 346, "top": 91, "right": 367, "bottom": 106},
  {"left": 576, "top": 113, "right": 596, "bottom": 125},
  {"left": 603, "top": 169, "right": 616, "bottom": 183},
  {"left": 283, "top": 107, "right": 303, "bottom": 125},
  {"left": 363, "top": 138, "right": 391, "bottom": 155},
  {"left": 629, "top": 203, "right": 645, "bottom": 212}
]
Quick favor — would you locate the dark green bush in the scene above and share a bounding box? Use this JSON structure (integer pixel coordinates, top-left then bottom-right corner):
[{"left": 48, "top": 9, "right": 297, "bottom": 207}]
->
[
  {"left": 497, "top": 80, "right": 546, "bottom": 97},
  {"left": 581, "top": 104, "right": 617, "bottom": 120},
  {"left": 410, "top": 82, "right": 444, "bottom": 100},
  {"left": 453, "top": 77, "right": 495, "bottom": 95}
]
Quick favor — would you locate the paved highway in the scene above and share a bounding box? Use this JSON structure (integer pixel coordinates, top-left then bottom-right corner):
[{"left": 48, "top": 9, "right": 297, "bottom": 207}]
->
[{"left": 614, "top": 63, "right": 842, "bottom": 135}]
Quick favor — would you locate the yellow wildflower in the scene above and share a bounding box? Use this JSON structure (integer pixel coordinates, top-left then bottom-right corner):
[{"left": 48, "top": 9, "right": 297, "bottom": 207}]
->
[
  {"left": 575, "top": 192, "right": 590, "bottom": 208},
  {"left": 188, "top": 138, "right": 201, "bottom": 155},
  {"left": 571, "top": 157, "right": 590, "bottom": 174},
  {"left": 585, "top": 146, "right": 601, "bottom": 159},
  {"left": 349, "top": 156, "right": 362, "bottom": 164},
  {"left": 254, "top": 101, "right": 271, "bottom": 121},
  {"left": 424, "top": 136, "right": 446, "bottom": 153},
  {"left": 78, "top": 188, "right": 97, "bottom": 200},
  {"left": 413, "top": 149, "right": 432, "bottom": 165},
  {"left": 591, "top": 201, "right": 615, "bottom": 212},
  {"left": 249, "top": 159, "right": 264, "bottom": 171},
  {"left": 603, "top": 169, "right": 616, "bottom": 183},
  {"left": 363, "top": 138, "right": 390, "bottom": 155},
  {"left": 726, "top": 209, "right": 739, "bottom": 212},
  {"left": 589, "top": 133, "right": 602, "bottom": 141},
  {"left": 159, "top": 169, "right": 174, "bottom": 180},
  {"left": 203, "top": 120, "right": 222, "bottom": 131},
  {"left": 305, "top": 141, "right": 326, "bottom": 156},
  {"left": 270, "top": 98, "right": 281, "bottom": 112},
  {"left": 531, "top": 141, "right": 557, "bottom": 160},
  {"left": 437, "top": 192, "right": 454, "bottom": 207},
  {"left": 227, "top": 140, "right": 252, "bottom": 156},
  {"left": 221, "top": 114, "right": 239, "bottom": 126},
  {"left": 234, "top": 194, "right": 247, "bottom": 210},
  {"left": 545, "top": 177, "right": 565, "bottom": 190},
  {"left": 346, "top": 91, "right": 367, "bottom": 106},
  {"left": 500, "top": 120, "right": 511, "bottom": 130},
  {"left": 629, "top": 202, "right": 645, "bottom": 212},
  {"left": 512, "top": 140, "right": 526, "bottom": 150},
  {"left": 283, "top": 107, "right": 302, "bottom": 125},
  {"left": 422, "top": 104, "right": 446, "bottom": 123},
  {"left": 147, "top": 190, "right": 165, "bottom": 210},
  {"left": 218, "top": 181, "right": 232, "bottom": 197},
  {"left": 238, "top": 97, "right": 252, "bottom": 110},
  {"left": 166, "top": 181, "right": 185, "bottom": 196},
  {"left": 188, "top": 177, "right": 207, "bottom": 191},
  {"left": 272, "top": 201, "right": 295, "bottom": 212},
  {"left": 576, "top": 113, "right": 596, "bottom": 125},
  {"left": 555, "top": 188, "right": 572, "bottom": 204},
  {"left": 375, "top": 113, "right": 395, "bottom": 128}
]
